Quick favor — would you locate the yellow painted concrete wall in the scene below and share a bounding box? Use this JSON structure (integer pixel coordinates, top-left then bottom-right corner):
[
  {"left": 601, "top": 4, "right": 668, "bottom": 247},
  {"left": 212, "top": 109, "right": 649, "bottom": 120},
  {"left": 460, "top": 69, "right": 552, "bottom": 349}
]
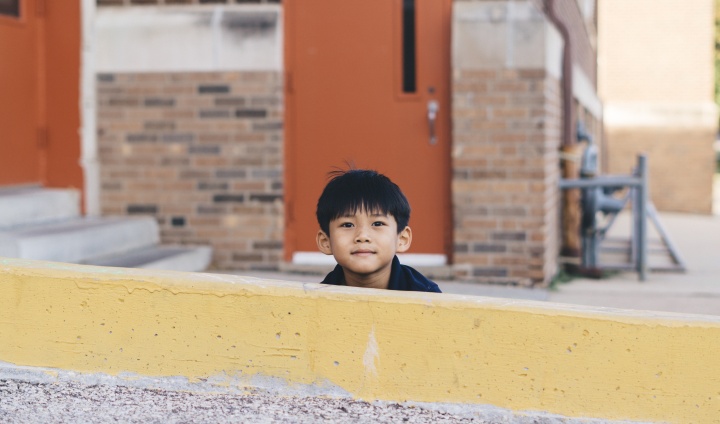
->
[{"left": 1, "top": 257, "right": 719, "bottom": 422}]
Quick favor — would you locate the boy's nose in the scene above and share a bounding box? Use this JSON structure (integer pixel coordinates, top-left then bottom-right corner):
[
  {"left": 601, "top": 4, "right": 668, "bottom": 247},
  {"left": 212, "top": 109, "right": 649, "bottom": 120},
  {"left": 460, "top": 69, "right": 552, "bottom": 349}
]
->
[{"left": 354, "top": 226, "right": 370, "bottom": 242}]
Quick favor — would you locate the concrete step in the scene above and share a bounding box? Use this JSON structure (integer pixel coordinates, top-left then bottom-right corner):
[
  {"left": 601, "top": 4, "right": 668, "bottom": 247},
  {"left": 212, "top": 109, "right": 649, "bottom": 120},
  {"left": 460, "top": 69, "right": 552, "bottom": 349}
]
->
[
  {"left": 0, "top": 186, "right": 214, "bottom": 272},
  {"left": 0, "top": 186, "right": 80, "bottom": 229},
  {"left": 83, "top": 245, "right": 212, "bottom": 272},
  {"left": 599, "top": 238, "right": 683, "bottom": 272},
  {"left": 0, "top": 216, "right": 159, "bottom": 264}
]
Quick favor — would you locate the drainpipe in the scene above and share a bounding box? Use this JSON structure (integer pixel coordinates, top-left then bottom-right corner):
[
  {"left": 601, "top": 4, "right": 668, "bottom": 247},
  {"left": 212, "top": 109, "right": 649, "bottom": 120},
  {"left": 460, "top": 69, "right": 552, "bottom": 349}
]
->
[
  {"left": 544, "top": 0, "right": 581, "bottom": 264},
  {"left": 543, "top": 0, "right": 574, "bottom": 147}
]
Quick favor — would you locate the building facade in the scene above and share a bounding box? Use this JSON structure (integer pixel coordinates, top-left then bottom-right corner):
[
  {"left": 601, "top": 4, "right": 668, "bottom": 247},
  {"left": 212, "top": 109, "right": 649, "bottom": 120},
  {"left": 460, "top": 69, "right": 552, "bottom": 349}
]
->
[
  {"left": 598, "top": 0, "right": 717, "bottom": 214},
  {"left": 2, "top": 0, "right": 603, "bottom": 286}
]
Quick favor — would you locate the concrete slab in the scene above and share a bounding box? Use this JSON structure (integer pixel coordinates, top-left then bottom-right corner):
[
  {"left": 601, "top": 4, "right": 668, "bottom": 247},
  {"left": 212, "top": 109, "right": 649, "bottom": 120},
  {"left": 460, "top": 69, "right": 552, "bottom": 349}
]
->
[
  {"left": 0, "top": 187, "right": 80, "bottom": 229},
  {"left": 0, "top": 216, "right": 159, "bottom": 263},
  {"left": 84, "top": 244, "right": 213, "bottom": 272},
  {"left": 549, "top": 211, "right": 720, "bottom": 316}
]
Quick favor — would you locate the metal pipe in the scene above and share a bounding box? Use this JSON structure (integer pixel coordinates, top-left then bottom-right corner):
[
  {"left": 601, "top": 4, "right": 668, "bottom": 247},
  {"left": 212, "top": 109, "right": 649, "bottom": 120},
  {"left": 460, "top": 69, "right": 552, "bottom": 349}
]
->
[
  {"left": 629, "top": 187, "right": 638, "bottom": 267},
  {"left": 543, "top": 0, "right": 574, "bottom": 147},
  {"left": 558, "top": 176, "right": 642, "bottom": 189},
  {"left": 637, "top": 155, "right": 649, "bottom": 281},
  {"left": 647, "top": 203, "right": 687, "bottom": 269}
]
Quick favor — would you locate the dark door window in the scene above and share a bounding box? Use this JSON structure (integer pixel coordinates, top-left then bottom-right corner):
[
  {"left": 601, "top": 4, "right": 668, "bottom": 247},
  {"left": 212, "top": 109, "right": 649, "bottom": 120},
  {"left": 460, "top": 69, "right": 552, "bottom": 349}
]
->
[{"left": 401, "top": 0, "right": 417, "bottom": 93}]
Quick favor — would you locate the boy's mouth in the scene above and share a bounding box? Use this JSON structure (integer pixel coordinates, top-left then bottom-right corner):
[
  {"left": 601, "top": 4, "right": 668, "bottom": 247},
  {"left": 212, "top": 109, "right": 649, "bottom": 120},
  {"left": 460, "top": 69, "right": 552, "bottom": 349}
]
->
[{"left": 352, "top": 249, "right": 375, "bottom": 255}]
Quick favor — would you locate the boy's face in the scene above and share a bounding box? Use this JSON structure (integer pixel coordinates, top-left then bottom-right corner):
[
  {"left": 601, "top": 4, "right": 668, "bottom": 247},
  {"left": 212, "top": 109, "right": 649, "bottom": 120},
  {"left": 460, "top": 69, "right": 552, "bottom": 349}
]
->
[{"left": 316, "top": 209, "right": 412, "bottom": 287}]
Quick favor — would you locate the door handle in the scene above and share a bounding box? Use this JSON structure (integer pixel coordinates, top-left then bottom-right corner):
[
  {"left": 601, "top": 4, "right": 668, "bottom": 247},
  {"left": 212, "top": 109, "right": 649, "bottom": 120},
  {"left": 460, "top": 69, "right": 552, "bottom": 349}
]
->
[{"left": 427, "top": 100, "right": 439, "bottom": 145}]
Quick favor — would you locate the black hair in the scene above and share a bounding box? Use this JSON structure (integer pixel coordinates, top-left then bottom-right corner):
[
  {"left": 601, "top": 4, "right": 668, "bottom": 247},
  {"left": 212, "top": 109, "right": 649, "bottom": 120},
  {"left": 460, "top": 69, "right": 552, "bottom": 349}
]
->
[{"left": 316, "top": 169, "right": 411, "bottom": 235}]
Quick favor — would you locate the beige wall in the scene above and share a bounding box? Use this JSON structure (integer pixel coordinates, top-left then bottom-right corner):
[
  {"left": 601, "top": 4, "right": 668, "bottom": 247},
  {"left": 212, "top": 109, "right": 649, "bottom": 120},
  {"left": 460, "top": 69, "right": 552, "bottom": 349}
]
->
[
  {"left": 598, "top": 0, "right": 714, "bottom": 104},
  {"left": 606, "top": 128, "right": 715, "bottom": 214},
  {"left": 598, "top": 0, "right": 717, "bottom": 213}
]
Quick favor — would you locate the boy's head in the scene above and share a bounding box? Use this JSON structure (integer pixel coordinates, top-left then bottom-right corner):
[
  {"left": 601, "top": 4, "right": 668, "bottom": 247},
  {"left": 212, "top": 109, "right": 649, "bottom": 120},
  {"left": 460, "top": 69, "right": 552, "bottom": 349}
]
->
[
  {"left": 315, "top": 169, "right": 413, "bottom": 287},
  {"left": 316, "top": 169, "right": 411, "bottom": 235}
]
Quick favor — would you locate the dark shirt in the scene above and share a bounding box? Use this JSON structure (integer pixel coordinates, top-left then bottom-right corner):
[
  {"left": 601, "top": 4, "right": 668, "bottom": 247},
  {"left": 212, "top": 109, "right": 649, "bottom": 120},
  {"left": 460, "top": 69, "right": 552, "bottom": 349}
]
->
[{"left": 320, "top": 256, "right": 442, "bottom": 293}]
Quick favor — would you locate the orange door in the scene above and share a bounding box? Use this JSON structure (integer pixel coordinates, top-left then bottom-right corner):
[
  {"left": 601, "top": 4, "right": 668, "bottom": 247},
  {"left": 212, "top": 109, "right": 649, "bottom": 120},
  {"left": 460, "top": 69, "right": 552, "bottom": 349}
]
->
[
  {"left": 44, "top": 0, "right": 82, "bottom": 190},
  {"left": 285, "top": 0, "right": 452, "bottom": 263},
  {"left": 0, "top": 0, "right": 42, "bottom": 185},
  {"left": 0, "top": 1, "right": 81, "bottom": 190}
]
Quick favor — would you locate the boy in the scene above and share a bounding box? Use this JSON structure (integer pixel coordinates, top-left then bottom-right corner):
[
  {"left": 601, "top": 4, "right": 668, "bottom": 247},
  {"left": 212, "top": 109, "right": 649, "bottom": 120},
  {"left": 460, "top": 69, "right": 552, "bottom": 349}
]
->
[{"left": 315, "top": 169, "right": 441, "bottom": 293}]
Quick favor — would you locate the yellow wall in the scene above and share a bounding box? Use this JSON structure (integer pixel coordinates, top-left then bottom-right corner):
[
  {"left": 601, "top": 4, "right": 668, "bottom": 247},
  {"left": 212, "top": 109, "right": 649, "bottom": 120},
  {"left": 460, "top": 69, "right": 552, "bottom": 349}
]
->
[{"left": 1, "top": 257, "right": 719, "bottom": 422}]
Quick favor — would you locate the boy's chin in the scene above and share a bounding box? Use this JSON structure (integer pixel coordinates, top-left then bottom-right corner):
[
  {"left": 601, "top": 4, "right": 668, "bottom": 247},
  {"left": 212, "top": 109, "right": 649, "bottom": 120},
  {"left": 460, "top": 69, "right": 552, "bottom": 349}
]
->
[{"left": 342, "top": 264, "right": 387, "bottom": 277}]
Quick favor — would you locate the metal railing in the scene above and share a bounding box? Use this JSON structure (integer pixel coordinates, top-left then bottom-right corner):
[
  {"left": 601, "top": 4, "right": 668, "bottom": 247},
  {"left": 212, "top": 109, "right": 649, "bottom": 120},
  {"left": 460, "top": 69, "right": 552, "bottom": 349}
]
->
[{"left": 560, "top": 154, "right": 685, "bottom": 281}]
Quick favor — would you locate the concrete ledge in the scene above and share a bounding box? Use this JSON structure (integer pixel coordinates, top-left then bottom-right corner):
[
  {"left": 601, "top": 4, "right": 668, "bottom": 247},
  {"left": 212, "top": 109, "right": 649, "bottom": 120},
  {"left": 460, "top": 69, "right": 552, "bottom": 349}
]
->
[
  {"left": 95, "top": 5, "right": 282, "bottom": 72},
  {"left": 604, "top": 101, "right": 719, "bottom": 129},
  {"left": 453, "top": 1, "right": 563, "bottom": 79},
  {"left": 1, "top": 257, "right": 719, "bottom": 422}
]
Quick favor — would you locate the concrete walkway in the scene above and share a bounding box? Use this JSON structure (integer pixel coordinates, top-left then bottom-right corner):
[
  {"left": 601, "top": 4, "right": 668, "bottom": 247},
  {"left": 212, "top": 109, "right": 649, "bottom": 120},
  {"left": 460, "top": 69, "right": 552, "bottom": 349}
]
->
[
  {"left": 547, "top": 169, "right": 720, "bottom": 316},
  {"left": 548, "top": 211, "right": 720, "bottom": 316},
  {"left": 232, "top": 208, "right": 720, "bottom": 317}
]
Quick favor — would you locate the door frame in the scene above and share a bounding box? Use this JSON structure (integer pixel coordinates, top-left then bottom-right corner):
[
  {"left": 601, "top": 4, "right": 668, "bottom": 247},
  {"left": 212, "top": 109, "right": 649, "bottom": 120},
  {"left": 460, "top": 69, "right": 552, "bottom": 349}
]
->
[{"left": 80, "top": 0, "right": 99, "bottom": 215}]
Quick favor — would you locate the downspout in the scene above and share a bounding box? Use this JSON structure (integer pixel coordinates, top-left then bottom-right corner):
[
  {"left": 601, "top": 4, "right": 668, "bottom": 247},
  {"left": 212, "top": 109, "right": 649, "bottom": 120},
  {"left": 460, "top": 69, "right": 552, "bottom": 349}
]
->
[
  {"left": 543, "top": 0, "right": 574, "bottom": 147},
  {"left": 544, "top": 0, "right": 582, "bottom": 266}
]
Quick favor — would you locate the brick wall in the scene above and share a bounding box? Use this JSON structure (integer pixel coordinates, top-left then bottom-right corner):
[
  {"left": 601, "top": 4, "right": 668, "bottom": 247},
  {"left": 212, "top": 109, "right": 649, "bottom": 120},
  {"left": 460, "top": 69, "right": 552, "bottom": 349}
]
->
[
  {"left": 452, "top": 69, "right": 561, "bottom": 286},
  {"left": 606, "top": 129, "right": 715, "bottom": 214},
  {"left": 93, "top": 0, "right": 591, "bottom": 282},
  {"left": 97, "top": 71, "right": 284, "bottom": 270}
]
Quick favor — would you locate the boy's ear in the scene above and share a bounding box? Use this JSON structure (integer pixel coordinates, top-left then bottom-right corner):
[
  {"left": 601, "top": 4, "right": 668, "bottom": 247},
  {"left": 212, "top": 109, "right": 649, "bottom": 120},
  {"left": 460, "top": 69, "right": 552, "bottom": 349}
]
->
[
  {"left": 316, "top": 230, "right": 333, "bottom": 255},
  {"left": 396, "top": 226, "right": 412, "bottom": 253}
]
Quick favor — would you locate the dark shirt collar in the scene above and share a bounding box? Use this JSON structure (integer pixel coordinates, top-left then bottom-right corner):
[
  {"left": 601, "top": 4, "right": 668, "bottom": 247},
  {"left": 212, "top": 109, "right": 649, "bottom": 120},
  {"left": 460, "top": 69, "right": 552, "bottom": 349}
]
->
[{"left": 320, "top": 256, "right": 441, "bottom": 293}]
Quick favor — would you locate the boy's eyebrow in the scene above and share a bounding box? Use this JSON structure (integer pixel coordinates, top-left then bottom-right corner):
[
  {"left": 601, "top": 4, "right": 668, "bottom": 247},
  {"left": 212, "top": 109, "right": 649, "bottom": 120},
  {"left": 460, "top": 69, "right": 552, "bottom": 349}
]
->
[{"left": 338, "top": 211, "right": 388, "bottom": 218}]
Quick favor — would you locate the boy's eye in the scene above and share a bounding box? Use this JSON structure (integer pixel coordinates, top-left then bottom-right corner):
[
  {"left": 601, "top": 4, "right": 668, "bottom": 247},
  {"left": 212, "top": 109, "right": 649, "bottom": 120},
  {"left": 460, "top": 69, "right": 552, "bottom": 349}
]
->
[
  {"left": 372, "top": 221, "right": 386, "bottom": 227},
  {"left": 339, "top": 222, "right": 354, "bottom": 228}
]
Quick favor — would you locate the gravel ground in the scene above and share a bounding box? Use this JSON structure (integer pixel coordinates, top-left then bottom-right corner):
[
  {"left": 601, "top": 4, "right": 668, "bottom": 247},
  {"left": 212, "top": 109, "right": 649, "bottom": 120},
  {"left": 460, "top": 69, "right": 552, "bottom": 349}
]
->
[{"left": 0, "top": 379, "right": 626, "bottom": 424}]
